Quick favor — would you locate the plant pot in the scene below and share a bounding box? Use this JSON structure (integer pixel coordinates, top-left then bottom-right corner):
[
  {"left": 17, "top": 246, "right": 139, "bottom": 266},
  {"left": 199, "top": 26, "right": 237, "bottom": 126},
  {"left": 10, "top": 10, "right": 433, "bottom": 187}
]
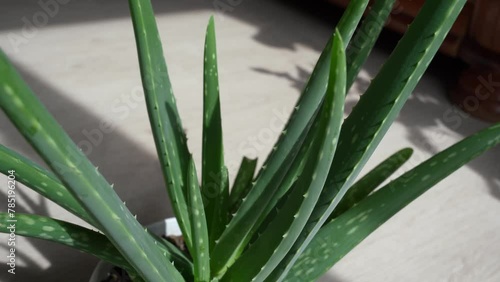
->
[{"left": 89, "top": 218, "right": 181, "bottom": 282}]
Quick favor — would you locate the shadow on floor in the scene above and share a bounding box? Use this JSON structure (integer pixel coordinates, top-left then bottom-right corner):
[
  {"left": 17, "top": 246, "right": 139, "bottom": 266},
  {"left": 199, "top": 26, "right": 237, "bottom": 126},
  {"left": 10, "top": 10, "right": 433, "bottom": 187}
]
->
[{"left": 0, "top": 0, "right": 343, "bottom": 55}]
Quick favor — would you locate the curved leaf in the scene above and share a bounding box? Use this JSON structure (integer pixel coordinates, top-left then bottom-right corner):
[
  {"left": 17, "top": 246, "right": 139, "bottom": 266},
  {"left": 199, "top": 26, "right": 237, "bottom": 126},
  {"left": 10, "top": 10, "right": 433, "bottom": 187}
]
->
[
  {"left": 0, "top": 48, "right": 182, "bottom": 282},
  {"left": 268, "top": 1, "right": 468, "bottom": 280},
  {"left": 220, "top": 30, "right": 346, "bottom": 282},
  {"left": 128, "top": 0, "right": 192, "bottom": 250},
  {"left": 0, "top": 145, "right": 94, "bottom": 225}
]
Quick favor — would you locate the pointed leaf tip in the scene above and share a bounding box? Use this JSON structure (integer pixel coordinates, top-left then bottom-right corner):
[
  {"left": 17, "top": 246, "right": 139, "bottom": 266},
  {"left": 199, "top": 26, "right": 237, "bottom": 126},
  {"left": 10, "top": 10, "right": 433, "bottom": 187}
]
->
[
  {"left": 208, "top": 15, "right": 215, "bottom": 32},
  {"left": 401, "top": 148, "right": 414, "bottom": 159}
]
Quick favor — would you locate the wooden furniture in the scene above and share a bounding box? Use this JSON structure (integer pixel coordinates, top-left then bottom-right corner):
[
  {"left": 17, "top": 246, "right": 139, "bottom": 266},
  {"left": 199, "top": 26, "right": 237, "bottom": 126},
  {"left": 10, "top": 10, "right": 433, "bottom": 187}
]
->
[{"left": 328, "top": 0, "right": 500, "bottom": 122}]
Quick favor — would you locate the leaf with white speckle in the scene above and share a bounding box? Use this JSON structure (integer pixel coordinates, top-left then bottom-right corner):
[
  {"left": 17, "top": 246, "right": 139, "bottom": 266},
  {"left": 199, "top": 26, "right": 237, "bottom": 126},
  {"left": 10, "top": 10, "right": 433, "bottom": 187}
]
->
[
  {"left": 285, "top": 123, "right": 500, "bottom": 281},
  {"left": 187, "top": 157, "right": 210, "bottom": 282},
  {"left": 202, "top": 17, "right": 228, "bottom": 251},
  {"left": 346, "top": 0, "right": 397, "bottom": 89},
  {"left": 210, "top": 0, "right": 372, "bottom": 273},
  {"left": 328, "top": 148, "right": 413, "bottom": 220},
  {"left": 220, "top": 30, "right": 346, "bottom": 282},
  {"left": 0, "top": 145, "right": 94, "bottom": 226},
  {"left": 269, "top": 1, "right": 469, "bottom": 280},
  {"left": 0, "top": 213, "right": 135, "bottom": 275},
  {"left": 129, "top": 0, "right": 192, "bottom": 251}
]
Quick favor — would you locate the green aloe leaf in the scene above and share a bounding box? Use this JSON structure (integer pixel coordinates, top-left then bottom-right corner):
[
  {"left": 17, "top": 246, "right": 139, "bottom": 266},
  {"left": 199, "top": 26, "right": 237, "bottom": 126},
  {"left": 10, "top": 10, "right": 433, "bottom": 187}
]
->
[
  {"left": 0, "top": 146, "right": 193, "bottom": 280},
  {"left": 0, "top": 49, "right": 183, "bottom": 281},
  {"left": 336, "top": 0, "right": 370, "bottom": 46},
  {"left": 249, "top": 183, "right": 296, "bottom": 249},
  {"left": 329, "top": 147, "right": 413, "bottom": 220},
  {"left": 268, "top": 1, "right": 468, "bottom": 280},
  {"left": 187, "top": 158, "right": 210, "bottom": 282},
  {"left": 128, "top": 0, "right": 192, "bottom": 250},
  {"left": 256, "top": 117, "right": 322, "bottom": 236},
  {"left": 150, "top": 233, "right": 195, "bottom": 281},
  {"left": 210, "top": 0, "right": 371, "bottom": 271},
  {"left": 201, "top": 17, "right": 228, "bottom": 249},
  {"left": 0, "top": 213, "right": 137, "bottom": 274},
  {"left": 211, "top": 127, "right": 310, "bottom": 277},
  {"left": 346, "top": 0, "right": 397, "bottom": 90},
  {"left": 319, "top": 0, "right": 468, "bottom": 233},
  {"left": 285, "top": 123, "right": 500, "bottom": 282},
  {"left": 0, "top": 145, "right": 94, "bottom": 225},
  {"left": 0, "top": 213, "right": 192, "bottom": 281},
  {"left": 228, "top": 157, "right": 258, "bottom": 212},
  {"left": 259, "top": 0, "right": 371, "bottom": 213},
  {"left": 258, "top": 0, "right": 375, "bottom": 226},
  {"left": 220, "top": 30, "right": 346, "bottom": 282}
]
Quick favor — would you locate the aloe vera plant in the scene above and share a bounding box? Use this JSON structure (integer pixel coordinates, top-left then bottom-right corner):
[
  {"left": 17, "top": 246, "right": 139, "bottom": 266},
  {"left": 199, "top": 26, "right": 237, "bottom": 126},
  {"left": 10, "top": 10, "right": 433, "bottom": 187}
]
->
[{"left": 0, "top": 0, "right": 498, "bottom": 281}]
